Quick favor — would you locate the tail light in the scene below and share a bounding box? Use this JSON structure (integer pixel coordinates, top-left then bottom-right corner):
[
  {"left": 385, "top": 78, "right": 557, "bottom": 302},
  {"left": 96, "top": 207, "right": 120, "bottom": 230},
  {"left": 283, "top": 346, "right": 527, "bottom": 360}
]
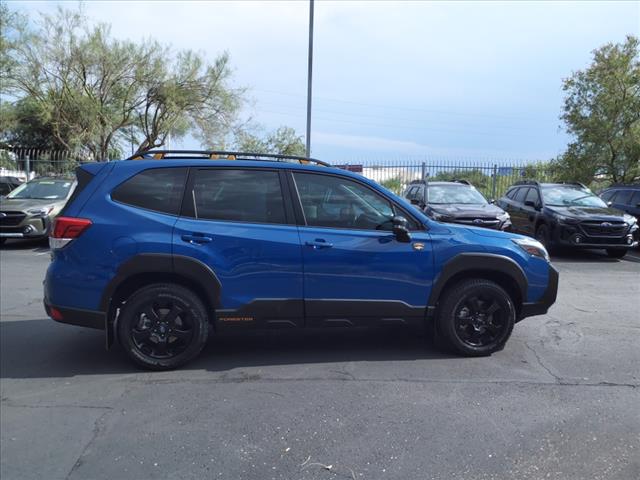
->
[{"left": 49, "top": 217, "right": 92, "bottom": 250}]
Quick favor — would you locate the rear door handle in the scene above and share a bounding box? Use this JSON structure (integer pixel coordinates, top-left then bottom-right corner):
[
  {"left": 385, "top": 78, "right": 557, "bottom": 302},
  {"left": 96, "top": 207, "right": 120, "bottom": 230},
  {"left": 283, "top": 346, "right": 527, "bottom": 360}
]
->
[
  {"left": 305, "top": 239, "right": 333, "bottom": 249},
  {"left": 181, "top": 234, "right": 213, "bottom": 245}
]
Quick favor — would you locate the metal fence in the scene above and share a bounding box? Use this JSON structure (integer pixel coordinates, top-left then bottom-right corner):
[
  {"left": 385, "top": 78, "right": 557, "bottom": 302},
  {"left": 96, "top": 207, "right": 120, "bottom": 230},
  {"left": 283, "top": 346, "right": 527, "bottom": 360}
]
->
[
  {"left": 344, "top": 160, "right": 558, "bottom": 200},
  {"left": 2, "top": 148, "right": 561, "bottom": 200}
]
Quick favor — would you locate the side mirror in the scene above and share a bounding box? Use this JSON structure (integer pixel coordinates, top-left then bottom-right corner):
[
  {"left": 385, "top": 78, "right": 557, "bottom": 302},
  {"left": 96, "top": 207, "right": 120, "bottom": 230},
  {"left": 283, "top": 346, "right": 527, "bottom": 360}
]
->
[
  {"left": 410, "top": 198, "right": 420, "bottom": 206},
  {"left": 607, "top": 201, "right": 613, "bottom": 207},
  {"left": 524, "top": 200, "right": 535, "bottom": 208},
  {"left": 392, "top": 216, "right": 411, "bottom": 243},
  {"left": 489, "top": 199, "right": 496, "bottom": 204}
]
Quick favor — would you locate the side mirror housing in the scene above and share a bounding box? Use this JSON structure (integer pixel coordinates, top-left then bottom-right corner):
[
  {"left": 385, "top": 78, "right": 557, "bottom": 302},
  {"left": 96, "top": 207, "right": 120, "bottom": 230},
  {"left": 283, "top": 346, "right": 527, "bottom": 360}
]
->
[
  {"left": 410, "top": 198, "right": 421, "bottom": 206},
  {"left": 392, "top": 216, "right": 411, "bottom": 243},
  {"left": 607, "top": 201, "right": 613, "bottom": 207}
]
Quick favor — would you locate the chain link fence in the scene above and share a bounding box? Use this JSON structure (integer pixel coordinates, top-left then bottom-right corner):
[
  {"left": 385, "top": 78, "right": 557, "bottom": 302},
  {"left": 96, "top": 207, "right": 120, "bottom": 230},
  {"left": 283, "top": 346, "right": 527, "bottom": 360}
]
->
[{"left": 2, "top": 147, "right": 562, "bottom": 200}]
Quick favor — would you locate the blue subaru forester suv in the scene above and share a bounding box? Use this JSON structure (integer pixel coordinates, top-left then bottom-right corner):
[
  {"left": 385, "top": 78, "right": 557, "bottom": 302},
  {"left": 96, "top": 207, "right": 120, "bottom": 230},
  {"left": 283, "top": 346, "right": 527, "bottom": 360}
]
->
[{"left": 44, "top": 151, "right": 558, "bottom": 370}]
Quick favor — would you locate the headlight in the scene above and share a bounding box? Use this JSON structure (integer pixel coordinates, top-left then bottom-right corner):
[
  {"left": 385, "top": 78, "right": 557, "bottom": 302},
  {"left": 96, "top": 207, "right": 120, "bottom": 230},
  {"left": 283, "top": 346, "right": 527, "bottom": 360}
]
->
[
  {"left": 430, "top": 211, "right": 451, "bottom": 222},
  {"left": 26, "top": 206, "right": 54, "bottom": 217},
  {"left": 623, "top": 214, "right": 637, "bottom": 226},
  {"left": 512, "top": 238, "right": 550, "bottom": 262},
  {"left": 553, "top": 213, "right": 579, "bottom": 225}
]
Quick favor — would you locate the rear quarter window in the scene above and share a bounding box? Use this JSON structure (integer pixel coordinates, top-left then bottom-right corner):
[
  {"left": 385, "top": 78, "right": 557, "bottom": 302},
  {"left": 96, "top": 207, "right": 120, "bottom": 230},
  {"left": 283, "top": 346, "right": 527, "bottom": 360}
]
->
[{"left": 111, "top": 167, "right": 187, "bottom": 215}]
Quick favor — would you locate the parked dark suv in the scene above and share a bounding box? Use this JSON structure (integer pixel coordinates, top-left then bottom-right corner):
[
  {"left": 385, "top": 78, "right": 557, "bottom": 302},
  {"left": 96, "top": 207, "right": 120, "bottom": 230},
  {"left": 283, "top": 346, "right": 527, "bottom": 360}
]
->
[
  {"left": 403, "top": 180, "right": 511, "bottom": 231},
  {"left": 497, "top": 181, "right": 638, "bottom": 258},
  {"left": 45, "top": 151, "right": 558, "bottom": 370},
  {"left": 599, "top": 184, "right": 640, "bottom": 222}
]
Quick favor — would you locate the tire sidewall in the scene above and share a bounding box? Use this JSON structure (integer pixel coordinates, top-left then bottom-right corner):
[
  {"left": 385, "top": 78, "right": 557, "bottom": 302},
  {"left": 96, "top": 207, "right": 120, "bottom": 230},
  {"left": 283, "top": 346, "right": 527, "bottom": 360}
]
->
[
  {"left": 438, "top": 281, "right": 515, "bottom": 356},
  {"left": 118, "top": 285, "right": 209, "bottom": 370}
]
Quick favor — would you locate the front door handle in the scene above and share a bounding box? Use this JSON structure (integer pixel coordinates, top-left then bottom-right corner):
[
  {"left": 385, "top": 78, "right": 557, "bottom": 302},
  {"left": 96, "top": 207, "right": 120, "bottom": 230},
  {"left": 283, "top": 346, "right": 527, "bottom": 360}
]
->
[
  {"left": 305, "top": 239, "right": 333, "bottom": 249},
  {"left": 181, "top": 234, "right": 213, "bottom": 245}
]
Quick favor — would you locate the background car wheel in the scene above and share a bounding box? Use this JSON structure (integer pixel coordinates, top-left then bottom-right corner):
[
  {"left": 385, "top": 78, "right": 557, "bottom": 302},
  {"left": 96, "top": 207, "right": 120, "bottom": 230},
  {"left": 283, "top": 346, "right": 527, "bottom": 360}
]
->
[
  {"left": 606, "top": 248, "right": 627, "bottom": 259},
  {"left": 436, "top": 279, "right": 515, "bottom": 356},
  {"left": 117, "top": 283, "right": 210, "bottom": 370},
  {"left": 535, "top": 224, "right": 551, "bottom": 250}
]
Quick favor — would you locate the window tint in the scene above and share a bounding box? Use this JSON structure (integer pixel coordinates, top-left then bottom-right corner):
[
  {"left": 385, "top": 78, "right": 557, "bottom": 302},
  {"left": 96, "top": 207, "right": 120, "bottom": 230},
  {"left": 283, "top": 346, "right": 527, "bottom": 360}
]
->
[
  {"left": 190, "top": 169, "right": 286, "bottom": 224},
  {"left": 513, "top": 188, "right": 529, "bottom": 203},
  {"left": 614, "top": 190, "right": 633, "bottom": 205},
  {"left": 294, "top": 172, "right": 395, "bottom": 230},
  {"left": 600, "top": 190, "right": 616, "bottom": 202},
  {"left": 631, "top": 191, "right": 640, "bottom": 205},
  {"left": 112, "top": 168, "right": 187, "bottom": 215},
  {"left": 505, "top": 188, "right": 516, "bottom": 200},
  {"left": 524, "top": 188, "right": 540, "bottom": 205},
  {"left": 406, "top": 186, "right": 418, "bottom": 200}
]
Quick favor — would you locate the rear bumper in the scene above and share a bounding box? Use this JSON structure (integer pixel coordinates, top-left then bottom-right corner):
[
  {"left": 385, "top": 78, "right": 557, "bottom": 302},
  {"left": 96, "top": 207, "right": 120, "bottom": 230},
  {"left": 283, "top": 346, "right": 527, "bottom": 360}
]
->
[
  {"left": 519, "top": 264, "right": 559, "bottom": 320},
  {"left": 44, "top": 299, "right": 105, "bottom": 330}
]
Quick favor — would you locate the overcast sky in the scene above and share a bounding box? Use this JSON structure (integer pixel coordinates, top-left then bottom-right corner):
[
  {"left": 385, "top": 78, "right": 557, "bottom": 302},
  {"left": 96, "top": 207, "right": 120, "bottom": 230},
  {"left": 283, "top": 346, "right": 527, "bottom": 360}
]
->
[{"left": 9, "top": 0, "right": 640, "bottom": 163}]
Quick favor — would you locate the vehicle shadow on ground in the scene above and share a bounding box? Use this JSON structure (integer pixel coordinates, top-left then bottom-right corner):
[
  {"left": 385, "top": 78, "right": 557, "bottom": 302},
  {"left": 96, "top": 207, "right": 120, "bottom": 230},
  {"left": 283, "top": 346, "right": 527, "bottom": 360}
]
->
[
  {"left": 0, "top": 238, "right": 49, "bottom": 252},
  {"left": 550, "top": 248, "right": 639, "bottom": 264},
  {"left": 0, "top": 319, "right": 451, "bottom": 379}
]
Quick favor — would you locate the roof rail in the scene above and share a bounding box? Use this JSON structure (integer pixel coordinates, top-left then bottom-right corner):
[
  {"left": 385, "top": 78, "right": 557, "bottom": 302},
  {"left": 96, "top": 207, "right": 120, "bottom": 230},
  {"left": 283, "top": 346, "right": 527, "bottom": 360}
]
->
[
  {"left": 127, "top": 150, "right": 331, "bottom": 167},
  {"left": 514, "top": 180, "right": 540, "bottom": 186},
  {"left": 409, "top": 179, "right": 427, "bottom": 185},
  {"left": 453, "top": 179, "right": 472, "bottom": 186}
]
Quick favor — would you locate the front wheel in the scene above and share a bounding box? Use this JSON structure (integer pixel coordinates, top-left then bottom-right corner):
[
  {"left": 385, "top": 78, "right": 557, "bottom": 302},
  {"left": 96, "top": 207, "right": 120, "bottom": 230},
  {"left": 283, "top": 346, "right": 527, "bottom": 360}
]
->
[
  {"left": 117, "top": 283, "right": 210, "bottom": 370},
  {"left": 606, "top": 248, "right": 627, "bottom": 259},
  {"left": 436, "top": 279, "right": 516, "bottom": 356}
]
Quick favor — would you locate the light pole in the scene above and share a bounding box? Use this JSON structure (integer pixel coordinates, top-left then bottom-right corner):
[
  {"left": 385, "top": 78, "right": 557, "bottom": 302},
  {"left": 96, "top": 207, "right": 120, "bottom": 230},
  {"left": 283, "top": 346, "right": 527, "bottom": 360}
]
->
[{"left": 305, "top": 0, "right": 314, "bottom": 158}]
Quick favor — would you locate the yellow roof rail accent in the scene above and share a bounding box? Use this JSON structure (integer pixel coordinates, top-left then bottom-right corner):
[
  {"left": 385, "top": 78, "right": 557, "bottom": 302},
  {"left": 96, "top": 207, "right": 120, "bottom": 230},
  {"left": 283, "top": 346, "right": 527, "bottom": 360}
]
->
[
  {"left": 153, "top": 153, "right": 164, "bottom": 159},
  {"left": 209, "top": 153, "right": 219, "bottom": 159},
  {"left": 227, "top": 155, "right": 236, "bottom": 160}
]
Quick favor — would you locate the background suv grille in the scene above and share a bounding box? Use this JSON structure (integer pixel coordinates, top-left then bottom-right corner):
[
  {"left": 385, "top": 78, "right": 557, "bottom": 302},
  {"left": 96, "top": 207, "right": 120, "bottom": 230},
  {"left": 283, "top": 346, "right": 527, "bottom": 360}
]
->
[
  {"left": 0, "top": 211, "right": 26, "bottom": 226},
  {"left": 580, "top": 221, "right": 627, "bottom": 237},
  {"left": 452, "top": 217, "right": 501, "bottom": 229}
]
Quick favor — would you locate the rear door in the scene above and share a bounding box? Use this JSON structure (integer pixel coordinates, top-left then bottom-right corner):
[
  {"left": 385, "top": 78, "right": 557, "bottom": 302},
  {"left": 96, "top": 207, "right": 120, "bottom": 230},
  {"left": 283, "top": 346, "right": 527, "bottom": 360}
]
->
[
  {"left": 173, "top": 167, "right": 304, "bottom": 329},
  {"left": 521, "top": 187, "right": 541, "bottom": 236},
  {"left": 290, "top": 171, "right": 434, "bottom": 327}
]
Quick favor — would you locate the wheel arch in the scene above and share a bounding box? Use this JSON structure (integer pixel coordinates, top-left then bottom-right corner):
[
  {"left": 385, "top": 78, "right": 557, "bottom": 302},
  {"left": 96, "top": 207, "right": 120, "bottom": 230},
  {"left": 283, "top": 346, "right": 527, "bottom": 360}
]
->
[
  {"left": 101, "top": 253, "right": 220, "bottom": 321},
  {"left": 428, "top": 253, "right": 527, "bottom": 317}
]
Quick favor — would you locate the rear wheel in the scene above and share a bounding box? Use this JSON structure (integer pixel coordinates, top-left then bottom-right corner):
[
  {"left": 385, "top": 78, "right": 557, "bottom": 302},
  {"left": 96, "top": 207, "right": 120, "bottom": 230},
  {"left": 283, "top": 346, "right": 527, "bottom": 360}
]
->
[
  {"left": 606, "top": 248, "right": 627, "bottom": 259},
  {"left": 436, "top": 279, "right": 515, "bottom": 356},
  {"left": 117, "top": 283, "right": 210, "bottom": 370}
]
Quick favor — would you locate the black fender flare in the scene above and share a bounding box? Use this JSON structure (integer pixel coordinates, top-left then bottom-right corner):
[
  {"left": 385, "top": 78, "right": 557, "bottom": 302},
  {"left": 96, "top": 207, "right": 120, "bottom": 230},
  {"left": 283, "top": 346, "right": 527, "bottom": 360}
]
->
[
  {"left": 99, "top": 253, "right": 221, "bottom": 312},
  {"left": 427, "top": 253, "right": 528, "bottom": 310}
]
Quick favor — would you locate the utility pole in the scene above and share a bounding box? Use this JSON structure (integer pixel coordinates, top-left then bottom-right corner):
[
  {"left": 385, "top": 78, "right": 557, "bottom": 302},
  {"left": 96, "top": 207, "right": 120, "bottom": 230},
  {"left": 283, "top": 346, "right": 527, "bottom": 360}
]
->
[{"left": 305, "top": 0, "right": 314, "bottom": 158}]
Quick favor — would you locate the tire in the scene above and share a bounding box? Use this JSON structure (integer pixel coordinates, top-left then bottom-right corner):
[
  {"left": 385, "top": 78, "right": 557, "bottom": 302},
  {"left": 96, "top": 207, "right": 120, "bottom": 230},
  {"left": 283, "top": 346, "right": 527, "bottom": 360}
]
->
[
  {"left": 535, "top": 224, "right": 551, "bottom": 250},
  {"left": 436, "top": 279, "right": 516, "bottom": 356},
  {"left": 117, "top": 283, "right": 210, "bottom": 370},
  {"left": 606, "top": 248, "right": 627, "bottom": 259}
]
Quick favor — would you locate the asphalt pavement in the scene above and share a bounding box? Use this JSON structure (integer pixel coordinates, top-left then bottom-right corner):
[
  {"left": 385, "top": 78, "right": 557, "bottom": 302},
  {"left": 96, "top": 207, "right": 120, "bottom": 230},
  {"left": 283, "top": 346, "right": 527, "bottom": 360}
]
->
[{"left": 1, "top": 240, "right": 639, "bottom": 480}]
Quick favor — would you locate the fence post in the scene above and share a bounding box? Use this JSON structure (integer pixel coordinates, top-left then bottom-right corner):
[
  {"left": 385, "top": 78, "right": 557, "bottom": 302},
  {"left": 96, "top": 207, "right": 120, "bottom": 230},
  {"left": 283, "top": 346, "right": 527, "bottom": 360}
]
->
[
  {"left": 421, "top": 162, "right": 426, "bottom": 181},
  {"left": 25, "top": 154, "right": 30, "bottom": 180},
  {"left": 491, "top": 164, "right": 497, "bottom": 200}
]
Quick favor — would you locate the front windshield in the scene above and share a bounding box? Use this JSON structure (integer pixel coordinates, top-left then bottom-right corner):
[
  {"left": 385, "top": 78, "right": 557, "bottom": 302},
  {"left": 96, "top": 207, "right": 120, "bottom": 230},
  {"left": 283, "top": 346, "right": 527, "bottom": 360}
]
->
[
  {"left": 6, "top": 179, "right": 73, "bottom": 200},
  {"left": 427, "top": 185, "right": 487, "bottom": 205},
  {"left": 541, "top": 185, "right": 607, "bottom": 208}
]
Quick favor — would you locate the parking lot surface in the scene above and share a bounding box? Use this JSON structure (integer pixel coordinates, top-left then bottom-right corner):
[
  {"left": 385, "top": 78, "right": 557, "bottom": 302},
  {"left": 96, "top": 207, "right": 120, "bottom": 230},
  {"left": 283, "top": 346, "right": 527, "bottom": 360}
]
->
[{"left": 1, "top": 241, "right": 639, "bottom": 480}]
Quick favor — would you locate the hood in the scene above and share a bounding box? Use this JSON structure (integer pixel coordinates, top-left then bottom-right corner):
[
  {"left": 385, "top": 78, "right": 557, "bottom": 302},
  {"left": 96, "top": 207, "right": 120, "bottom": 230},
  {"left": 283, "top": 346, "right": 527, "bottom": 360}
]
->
[
  {"left": 428, "top": 203, "right": 506, "bottom": 218},
  {"left": 0, "top": 197, "right": 65, "bottom": 212},
  {"left": 545, "top": 205, "right": 626, "bottom": 221}
]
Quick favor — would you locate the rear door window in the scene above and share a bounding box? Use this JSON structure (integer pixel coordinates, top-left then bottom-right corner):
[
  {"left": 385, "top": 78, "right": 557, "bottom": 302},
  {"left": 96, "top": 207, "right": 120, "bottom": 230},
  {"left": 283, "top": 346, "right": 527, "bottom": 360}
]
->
[
  {"left": 188, "top": 169, "right": 287, "bottom": 224},
  {"left": 111, "top": 167, "right": 187, "bottom": 215},
  {"left": 614, "top": 190, "right": 633, "bottom": 205},
  {"left": 631, "top": 191, "right": 640, "bottom": 206},
  {"left": 525, "top": 188, "right": 540, "bottom": 205}
]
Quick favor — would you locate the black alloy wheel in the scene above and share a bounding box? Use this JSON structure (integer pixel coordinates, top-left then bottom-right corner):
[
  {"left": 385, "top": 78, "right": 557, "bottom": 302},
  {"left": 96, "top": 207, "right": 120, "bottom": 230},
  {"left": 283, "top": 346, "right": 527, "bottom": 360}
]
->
[
  {"left": 118, "top": 284, "right": 209, "bottom": 370},
  {"left": 436, "top": 279, "right": 515, "bottom": 356}
]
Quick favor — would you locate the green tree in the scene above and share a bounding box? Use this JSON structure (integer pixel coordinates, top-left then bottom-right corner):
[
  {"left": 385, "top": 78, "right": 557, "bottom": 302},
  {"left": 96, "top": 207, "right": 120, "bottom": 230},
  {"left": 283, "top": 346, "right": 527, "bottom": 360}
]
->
[
  {"left": 380, "top": 176, "right": 403, "bottom": 194},
  {"left": 234, "top": 126, "right": 305, "bottom": 156},
  {"left": 557, "top": 35, "right": 640, "bottom": 183},
  {"left": 2, "top": 6, "right": 243, "bottom": 160}
]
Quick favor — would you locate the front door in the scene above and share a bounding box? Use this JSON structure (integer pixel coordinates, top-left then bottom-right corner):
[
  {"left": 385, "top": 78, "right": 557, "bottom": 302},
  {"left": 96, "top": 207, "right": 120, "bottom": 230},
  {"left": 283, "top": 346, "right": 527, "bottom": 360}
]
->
[
  {"left": 173, "top": 168, "right": 304, "bottom": 329},
  {"left": 290, "top": 171, "right": 434, "bottom": 327}
]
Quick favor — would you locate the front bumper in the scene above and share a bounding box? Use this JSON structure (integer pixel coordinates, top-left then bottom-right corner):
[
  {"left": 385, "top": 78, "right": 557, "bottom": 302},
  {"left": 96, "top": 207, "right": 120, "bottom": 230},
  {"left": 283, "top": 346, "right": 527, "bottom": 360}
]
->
[
  {"left": 0, "top": 214, "right": 52, "bottom": 238},
  {"left": 550, "top": 222, "right": 638, "bottom": 249},
  {"left": 519, "top": 264, "right": 559, "bottom": 320}
]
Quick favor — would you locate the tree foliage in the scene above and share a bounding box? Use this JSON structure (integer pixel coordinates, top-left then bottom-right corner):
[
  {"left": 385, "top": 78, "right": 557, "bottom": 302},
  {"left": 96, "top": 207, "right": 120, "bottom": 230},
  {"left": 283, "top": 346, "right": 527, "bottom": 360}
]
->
[
  {"left": 1, "top": 6, "right": 243, "bottom": 160},
  {"left": 557, "top": 35, "right": 640, "bottom": 183},
  {"left": 234, "top": 126, "right": 305, "bottom": 156}
]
